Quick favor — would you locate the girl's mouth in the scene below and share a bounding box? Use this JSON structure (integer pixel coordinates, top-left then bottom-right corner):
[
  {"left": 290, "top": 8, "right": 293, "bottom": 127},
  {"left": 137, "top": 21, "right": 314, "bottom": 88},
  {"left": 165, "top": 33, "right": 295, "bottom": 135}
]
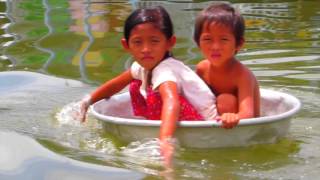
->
[{"left": 142, "top": 56, "right": 153, "bottom": 61}]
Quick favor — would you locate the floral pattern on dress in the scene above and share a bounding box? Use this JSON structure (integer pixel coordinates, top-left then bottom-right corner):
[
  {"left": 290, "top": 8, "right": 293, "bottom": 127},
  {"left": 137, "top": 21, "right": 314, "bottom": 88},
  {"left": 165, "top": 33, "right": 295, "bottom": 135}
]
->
[{"left": 129, "top": 79, "right": 203, "bottom": 120}]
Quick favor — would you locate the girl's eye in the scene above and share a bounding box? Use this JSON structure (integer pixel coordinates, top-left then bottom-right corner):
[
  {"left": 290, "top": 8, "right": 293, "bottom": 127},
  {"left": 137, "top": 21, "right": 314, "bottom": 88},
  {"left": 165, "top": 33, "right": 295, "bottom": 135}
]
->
[
  {"left": 201, "top": 37, "right": 211, "bottom": 42},
  {"left": 132, "top": 40, "right": 141, "bottom": 45}
]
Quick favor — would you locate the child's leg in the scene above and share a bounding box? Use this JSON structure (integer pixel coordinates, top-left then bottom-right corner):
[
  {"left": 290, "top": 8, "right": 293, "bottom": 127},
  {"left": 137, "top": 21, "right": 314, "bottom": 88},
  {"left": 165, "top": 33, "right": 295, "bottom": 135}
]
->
[{"left": 216, "top": 93, "right": 238, "bottom": 114}]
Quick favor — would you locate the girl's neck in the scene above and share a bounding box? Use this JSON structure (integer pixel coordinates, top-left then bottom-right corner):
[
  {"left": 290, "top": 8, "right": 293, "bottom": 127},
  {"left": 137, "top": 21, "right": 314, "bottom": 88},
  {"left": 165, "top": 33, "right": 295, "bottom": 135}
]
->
[
  {"left": 145, "top": 55, "right": 171, "bottom": 86},
  {"left": 147, "top": 71, "right": 152, "bottom": 87}
]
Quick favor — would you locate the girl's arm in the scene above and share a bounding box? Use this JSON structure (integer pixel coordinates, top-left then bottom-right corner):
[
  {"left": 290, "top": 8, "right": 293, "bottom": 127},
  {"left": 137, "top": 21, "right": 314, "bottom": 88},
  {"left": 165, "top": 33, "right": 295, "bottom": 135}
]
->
[
  {"left": 90, "top": 70, "right": 133, "bottom": 104},
  {"left": 158, "top": 81, "right": 180, "bottom": 167},
  {"left": 79, "top": 70, "right": 133, "bottom": 122},
  {"left": 158, "top": 81, "right": 180, "bottom": 140}
]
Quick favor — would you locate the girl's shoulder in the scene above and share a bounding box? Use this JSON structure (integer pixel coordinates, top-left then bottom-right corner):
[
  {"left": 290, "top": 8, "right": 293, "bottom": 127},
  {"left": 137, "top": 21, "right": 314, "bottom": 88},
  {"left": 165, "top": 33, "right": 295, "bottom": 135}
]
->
[
  {"left": 156, "top": 57, "right": 188, "bottom": 70},
  {"left": 131, "top": 61, "right": 147, "bottom": 80},
  {"left": 159, "top": 57, "right": 183, "bottom": 65},
  {"left": 152, "top": 57, "right": 195, "bottom": 82}
]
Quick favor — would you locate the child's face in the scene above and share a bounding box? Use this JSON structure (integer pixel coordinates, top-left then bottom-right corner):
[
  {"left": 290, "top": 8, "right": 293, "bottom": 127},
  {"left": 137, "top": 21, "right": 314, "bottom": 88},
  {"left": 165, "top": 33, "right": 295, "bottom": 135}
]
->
[
  {"left": 199, "top": 22, "right": 243, "bottom": 66},
  {"left": 122, "top": 23, "right": 175, "bottom": 70}
]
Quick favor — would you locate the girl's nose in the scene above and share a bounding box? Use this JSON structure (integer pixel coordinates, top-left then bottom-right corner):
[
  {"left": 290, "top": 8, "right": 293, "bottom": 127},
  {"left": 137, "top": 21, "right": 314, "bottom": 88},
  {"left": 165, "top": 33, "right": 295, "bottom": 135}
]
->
[{"left": 141, "top": 43, "right": 151, "bottom": 53}]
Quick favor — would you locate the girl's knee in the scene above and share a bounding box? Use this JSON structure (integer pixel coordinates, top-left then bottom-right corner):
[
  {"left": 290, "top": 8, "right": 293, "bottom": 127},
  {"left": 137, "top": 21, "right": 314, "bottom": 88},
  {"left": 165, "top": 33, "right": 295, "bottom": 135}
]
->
[{"left": 216, "top": 94, "right": 238, "bottom": 114}]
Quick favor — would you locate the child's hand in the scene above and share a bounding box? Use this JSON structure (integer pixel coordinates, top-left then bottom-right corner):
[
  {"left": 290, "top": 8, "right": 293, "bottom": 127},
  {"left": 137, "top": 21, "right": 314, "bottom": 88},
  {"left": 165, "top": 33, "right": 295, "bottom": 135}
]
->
[
  {"left": 219, "top": 113, "right": 240, "bottom": 129},
  {"left": 78, "top": 95, "right": 91, "bottom": 122}
]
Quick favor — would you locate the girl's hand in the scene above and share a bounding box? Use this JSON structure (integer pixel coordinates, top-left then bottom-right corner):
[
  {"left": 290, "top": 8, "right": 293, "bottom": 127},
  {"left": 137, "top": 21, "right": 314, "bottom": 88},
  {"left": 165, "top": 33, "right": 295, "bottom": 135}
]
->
[
  {"left": 78, "top": 95, "right": 91, "bottom": 122},
  {"left": 220, "top": 113, "right": 240, "bottom": 129},
  {"left": 160, "top": 138, "right": 175, "bottom": 169}
]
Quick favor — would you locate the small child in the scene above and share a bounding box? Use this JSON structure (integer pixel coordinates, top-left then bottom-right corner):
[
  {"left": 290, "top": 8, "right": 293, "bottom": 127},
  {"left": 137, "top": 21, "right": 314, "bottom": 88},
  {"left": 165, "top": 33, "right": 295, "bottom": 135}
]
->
[
  {"left": 77, "top": 6, "right": 217, "bottom": 166},
  {"left": 194, "top": 2, "right": 260, "bottom": 129}
]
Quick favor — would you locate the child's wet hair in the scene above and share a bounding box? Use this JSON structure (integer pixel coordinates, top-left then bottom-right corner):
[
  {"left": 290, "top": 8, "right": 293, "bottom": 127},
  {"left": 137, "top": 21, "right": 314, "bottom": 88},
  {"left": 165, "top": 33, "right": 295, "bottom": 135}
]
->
[
  {"left": 124, "top": 6, "right": 174, "bottom": 41},
  {"left": 193, "top": 2, "right": 245, "bottom": 46}
]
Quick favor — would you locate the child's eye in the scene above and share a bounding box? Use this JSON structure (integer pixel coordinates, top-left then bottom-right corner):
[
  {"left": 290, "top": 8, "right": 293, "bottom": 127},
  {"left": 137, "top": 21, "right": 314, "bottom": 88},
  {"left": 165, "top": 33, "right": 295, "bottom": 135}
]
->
[
  {"left": 151, "top": 39, "right": 160, "bottom": 43},
  {"left": 221, "top": 38, "right": 229, "bottom": 41}
]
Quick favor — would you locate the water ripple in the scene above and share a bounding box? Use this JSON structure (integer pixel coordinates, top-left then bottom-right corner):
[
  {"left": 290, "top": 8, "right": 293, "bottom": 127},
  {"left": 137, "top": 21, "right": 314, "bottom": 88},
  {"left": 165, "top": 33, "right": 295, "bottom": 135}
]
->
[
  {"left": 238, "top": 49, "right": 295, "bottom": 56},
  {"left": 243, "top": 55, "right": 320, "bottom": 65}
]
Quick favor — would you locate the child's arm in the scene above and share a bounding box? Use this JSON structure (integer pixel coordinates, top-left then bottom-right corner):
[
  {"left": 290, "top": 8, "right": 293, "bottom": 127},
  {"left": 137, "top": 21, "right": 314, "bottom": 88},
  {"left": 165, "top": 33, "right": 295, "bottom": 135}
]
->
[
  {"left": 79, "top": 70, "right": 133, "bottom": 122},
  {"left": 158, "top": 81, "right": 180, "bottom": 167},
  {"left": 237, "top": 71, "right": 256, "bottom": 119},
  {"left": 220, "top": 69, "right": 257, "bottom": 128}
]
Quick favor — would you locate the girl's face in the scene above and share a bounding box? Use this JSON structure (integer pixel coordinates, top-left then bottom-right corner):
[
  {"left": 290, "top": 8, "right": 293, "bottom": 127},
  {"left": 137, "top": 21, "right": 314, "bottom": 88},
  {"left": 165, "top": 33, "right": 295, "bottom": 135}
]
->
[
  {"left": 122, "top": 23, "right": 176, "bottom": 70},
  {"left": 199, "top": 22, "right": 243, "bottom": 66}
]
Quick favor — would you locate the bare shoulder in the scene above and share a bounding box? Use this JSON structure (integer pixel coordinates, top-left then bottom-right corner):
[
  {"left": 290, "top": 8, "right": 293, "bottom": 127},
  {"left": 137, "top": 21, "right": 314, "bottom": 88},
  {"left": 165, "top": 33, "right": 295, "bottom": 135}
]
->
[
  {"left": 196, "top": 60, "right": 210, "bottom": 75},
  {"left": 236, "top": 62, "right": 254, "bottom": 79},
  {"left": 230, "top": 62, "right": 256, "bottom": 91}
]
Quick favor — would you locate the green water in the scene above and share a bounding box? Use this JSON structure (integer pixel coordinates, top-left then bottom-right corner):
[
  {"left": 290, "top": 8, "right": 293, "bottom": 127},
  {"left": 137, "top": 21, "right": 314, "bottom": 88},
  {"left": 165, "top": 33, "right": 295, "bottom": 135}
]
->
[{"left": 0, "top": 0, "right": 320, "bottom": 179}]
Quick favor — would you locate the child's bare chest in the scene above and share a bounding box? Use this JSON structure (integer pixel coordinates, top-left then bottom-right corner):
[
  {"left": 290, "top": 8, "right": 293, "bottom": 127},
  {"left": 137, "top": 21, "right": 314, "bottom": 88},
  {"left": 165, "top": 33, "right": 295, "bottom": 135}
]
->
[{"left": 206, "top": 71, "right": 237, "bottom": 95}]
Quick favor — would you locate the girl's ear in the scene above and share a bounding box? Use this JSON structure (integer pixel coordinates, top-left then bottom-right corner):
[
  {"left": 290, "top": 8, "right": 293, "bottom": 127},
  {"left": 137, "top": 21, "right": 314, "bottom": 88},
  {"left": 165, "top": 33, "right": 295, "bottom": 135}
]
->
[
  {"left": 121, "top": 38, "right": 129, "bottom": 50},
  {"left": 168, "top": 35, "right": 177, "bottom": 50}
]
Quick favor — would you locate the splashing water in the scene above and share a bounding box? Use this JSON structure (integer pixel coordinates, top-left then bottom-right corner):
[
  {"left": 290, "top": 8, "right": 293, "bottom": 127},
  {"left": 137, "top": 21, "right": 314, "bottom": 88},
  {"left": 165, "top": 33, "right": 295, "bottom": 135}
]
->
[
  {"left": 54, "top": 101, "right": 119, "bottom": 154},
  {"left": 55, "top": 101, "right": 85, "bottom": 126},
  {"left": 122, "top": 138, "right": 162, "bottom": 160},
  {"left": 120, "top": 138, "right": 180, "bottom": 166}
]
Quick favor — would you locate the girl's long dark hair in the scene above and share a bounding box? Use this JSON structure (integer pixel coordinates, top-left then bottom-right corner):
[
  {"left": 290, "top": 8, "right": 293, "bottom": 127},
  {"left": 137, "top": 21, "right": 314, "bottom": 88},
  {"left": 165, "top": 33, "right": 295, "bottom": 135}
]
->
[{"left": 124, "top": 6, "right": 173, "bottom": 41}]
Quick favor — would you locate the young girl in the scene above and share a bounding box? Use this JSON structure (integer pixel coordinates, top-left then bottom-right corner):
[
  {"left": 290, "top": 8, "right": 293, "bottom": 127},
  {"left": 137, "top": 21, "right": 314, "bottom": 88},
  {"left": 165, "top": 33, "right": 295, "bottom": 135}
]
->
[
  {"left": 194, "top": 2, "right": 260, "bottom": 129},
  {"left": 77, "top": 6, "right": 217, "bottom": 166}
]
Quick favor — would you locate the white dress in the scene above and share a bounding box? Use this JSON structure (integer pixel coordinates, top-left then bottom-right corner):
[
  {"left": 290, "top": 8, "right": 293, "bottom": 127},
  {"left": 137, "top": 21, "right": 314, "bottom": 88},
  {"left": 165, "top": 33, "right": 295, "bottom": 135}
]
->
[{"left": 130, "top": 57, "right": 217, "bottom": 120}]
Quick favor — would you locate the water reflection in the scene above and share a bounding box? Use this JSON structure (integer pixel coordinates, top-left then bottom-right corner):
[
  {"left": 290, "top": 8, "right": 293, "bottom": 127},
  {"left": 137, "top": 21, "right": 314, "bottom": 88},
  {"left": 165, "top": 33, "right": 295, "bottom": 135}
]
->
[
  {"left": 1, "top": 1, "right": 320, "bottom": 86},
  {"left": 1, "top": 0, "right": 49, "bottom": 71},
  {"left": 38, "top": 0, "right": 55, "bottom": 74},
  {"left": 0, "top": 0, "right": 17, "bottom": 68},
  {"left": 67, "top": 1, "right": 131, "bottom": 82}
]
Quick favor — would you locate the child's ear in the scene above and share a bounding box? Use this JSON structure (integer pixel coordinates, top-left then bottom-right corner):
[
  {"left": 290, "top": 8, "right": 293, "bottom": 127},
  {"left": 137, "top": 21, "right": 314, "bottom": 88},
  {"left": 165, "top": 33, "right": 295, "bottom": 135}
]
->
[
  {"left": 121, "top": 38, "right": 129, "bottom": 50},
  {"left": 168, "top": 35, "right": 177, "bottom": 49},
  {"left": 236, "top": 37, "right": 245, "bottom": 51}
]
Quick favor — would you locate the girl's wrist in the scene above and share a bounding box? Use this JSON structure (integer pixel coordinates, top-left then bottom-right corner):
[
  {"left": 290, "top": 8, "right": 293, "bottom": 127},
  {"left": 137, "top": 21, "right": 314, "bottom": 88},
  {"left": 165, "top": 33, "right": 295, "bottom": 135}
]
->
[{"left": 82, "top": 95, "right": 92, "bottom": 106}]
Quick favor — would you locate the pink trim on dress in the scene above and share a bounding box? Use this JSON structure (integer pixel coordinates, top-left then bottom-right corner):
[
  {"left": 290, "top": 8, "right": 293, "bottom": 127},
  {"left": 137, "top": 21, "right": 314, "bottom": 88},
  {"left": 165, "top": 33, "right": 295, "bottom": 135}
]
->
[{"left": 129, "top": 80, "right": 203, "bottom": 120}]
